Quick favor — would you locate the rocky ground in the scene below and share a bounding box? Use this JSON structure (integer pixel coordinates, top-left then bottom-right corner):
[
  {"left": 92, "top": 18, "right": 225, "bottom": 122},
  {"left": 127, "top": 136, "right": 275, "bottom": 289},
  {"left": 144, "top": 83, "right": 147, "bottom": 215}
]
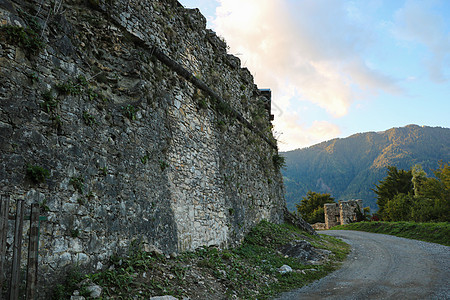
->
[{"left": 56, "top": 221, "right": 349, "bottom": 299}]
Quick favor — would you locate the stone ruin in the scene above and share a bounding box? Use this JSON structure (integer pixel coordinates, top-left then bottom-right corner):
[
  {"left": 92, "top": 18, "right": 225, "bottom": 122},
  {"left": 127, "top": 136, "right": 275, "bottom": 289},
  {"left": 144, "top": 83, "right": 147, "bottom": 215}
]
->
[{"left": 324, "top": 200, "right": 363, "bottom": 229}]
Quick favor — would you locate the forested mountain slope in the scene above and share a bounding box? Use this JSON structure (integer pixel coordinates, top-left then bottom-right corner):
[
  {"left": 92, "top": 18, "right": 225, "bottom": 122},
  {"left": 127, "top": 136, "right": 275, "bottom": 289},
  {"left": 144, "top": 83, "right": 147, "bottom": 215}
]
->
[{"left": 282, "top": 125, "right": 450, "bottom": 211}]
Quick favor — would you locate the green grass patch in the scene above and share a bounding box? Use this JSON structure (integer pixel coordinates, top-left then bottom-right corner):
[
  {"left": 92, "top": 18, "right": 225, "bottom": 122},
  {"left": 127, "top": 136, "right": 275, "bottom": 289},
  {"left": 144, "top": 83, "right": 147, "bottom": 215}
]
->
[
  {"left": 53, "top": 221, "right": 349, "bottom": 299},
  {"left": 331, "top": 221, "right": 450, "bottom": 246}
]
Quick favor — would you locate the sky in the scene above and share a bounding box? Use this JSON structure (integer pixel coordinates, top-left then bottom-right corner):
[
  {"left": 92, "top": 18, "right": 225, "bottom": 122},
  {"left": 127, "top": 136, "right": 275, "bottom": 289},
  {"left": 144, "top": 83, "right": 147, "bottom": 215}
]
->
[{"left": 179, "top": 0, "right": 450, "bottom": 152}]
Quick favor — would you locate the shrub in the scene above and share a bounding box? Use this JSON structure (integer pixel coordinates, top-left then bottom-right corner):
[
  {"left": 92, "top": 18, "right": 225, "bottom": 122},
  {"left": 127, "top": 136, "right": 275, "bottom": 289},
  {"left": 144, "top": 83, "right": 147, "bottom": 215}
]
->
[
  {"left": 1, "top": 25, "right": 44, "bottom": 55},
  {"left": 26, "top": 164, "right": 50, "bottom": 183},
  {"left": 272, "top": 154, "right": 286, "bottom": 169}
]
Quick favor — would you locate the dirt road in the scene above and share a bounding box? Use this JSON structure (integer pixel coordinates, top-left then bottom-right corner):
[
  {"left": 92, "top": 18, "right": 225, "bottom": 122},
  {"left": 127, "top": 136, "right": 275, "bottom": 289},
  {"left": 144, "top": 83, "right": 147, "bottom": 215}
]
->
[{"left": 274, "top": 230, "right": 450, "bottom": 300}]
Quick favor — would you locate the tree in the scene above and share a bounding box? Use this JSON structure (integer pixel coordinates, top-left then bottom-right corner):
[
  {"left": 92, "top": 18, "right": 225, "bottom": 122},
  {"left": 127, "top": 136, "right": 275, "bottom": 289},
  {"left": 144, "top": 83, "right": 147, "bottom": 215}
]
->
[
  {"left": 296, "top": 191, "right": 335, "bottom": 224},
  {"left": 417, "top": 161, "right": 450, "bottom": 222},
  {"left": 374, "top": 163, "right": 450, "bottom": 222},
  {"left": 373, "top": 166, "right": 413, "bottom": 219},
  {"left": 384, "top": 193, "right": 413, "bottom": 221},
  {"left": 411, "top": 164, "right": 427, "bottom": 197}
]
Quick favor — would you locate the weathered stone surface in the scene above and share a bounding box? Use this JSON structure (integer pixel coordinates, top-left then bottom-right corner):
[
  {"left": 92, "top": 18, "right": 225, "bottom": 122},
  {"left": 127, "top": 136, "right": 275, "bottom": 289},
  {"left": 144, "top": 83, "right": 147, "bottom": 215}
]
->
[
  {"left": 86, "top": 284, "right": 102, "bottom": 298},
  {"left": 149, "top": 296, "right": 179, "bottom": 300},
  {"left": 0, "top": 0, "right": 289, "bottom": 298},
  {"left": 325, "top": 199, "right": 363, "bottom": 229},
  {"left": 278, "top": 265, "right": 293, "bottom": 274},
  {"left": 279, "top": 240, "right": 331, "bottom": 264}
]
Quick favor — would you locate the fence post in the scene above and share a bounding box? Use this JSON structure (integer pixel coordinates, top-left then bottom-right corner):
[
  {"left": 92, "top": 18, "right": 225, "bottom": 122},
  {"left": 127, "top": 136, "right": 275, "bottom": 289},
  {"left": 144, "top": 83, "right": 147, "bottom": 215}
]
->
[
  {"left": 0, "top": 195, "right": 10, "bottom": 292},
  {"left": 9, "top": 199, "right": 24, "bottom": 300},
  {"left": 26, "top": 203, "right": 39, "bottom": 300}
]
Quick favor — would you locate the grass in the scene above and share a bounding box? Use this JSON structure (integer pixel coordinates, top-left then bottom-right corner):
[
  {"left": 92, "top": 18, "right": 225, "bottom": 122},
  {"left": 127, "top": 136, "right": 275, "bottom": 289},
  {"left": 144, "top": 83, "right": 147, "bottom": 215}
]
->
[
  {"left": 330, "top": 221, "right": 450, "bottom": 246},
  {"left": 53, "top": 221, "right": 350, "bottom": 299}
]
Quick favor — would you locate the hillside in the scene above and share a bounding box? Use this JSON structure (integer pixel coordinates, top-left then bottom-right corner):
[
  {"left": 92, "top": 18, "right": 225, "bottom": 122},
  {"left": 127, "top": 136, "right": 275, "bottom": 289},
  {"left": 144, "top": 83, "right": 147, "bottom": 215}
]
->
[{"left": 282, "top": 125, "right": 450, "bottom": 211}]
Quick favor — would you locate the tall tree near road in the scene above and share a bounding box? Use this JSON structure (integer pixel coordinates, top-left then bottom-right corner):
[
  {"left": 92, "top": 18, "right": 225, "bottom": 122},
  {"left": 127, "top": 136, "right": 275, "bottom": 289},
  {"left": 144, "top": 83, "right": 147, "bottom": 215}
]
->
[
  {"left": 296, "top": 191, "right": 335, "bottom": 224},
  {"left": 373, "top": 166, "right": 413, "bottom": 218}
]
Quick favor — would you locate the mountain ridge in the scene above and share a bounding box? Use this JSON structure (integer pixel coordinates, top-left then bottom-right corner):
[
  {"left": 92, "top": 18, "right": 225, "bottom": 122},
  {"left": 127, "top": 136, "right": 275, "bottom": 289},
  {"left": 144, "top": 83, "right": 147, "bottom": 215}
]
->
[{"left": 281, "top": 125, "right": 450, "bottom": 211}]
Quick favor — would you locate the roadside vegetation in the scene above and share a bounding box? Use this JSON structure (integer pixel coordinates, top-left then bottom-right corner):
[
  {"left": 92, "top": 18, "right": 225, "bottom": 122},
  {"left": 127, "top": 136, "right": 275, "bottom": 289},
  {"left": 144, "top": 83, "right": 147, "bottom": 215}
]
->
[
  {"left": 53, "top": 221, "right": 350, "bottom": 299},
  {"left": 373, "top": 162, "right": 449, "bottom": 222},
  {"left": 331, "top": 221, "right": 450, "bottom": 246}
]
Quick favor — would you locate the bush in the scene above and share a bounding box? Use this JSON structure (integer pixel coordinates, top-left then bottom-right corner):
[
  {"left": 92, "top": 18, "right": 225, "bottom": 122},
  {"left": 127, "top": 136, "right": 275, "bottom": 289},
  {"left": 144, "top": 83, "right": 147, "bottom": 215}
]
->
[
  {"left": 1, "top": 25, "right": 45, "bottom": 55},
  {"left": 26, "top": 164, "right": 50, "bottom": 183},
  {"left": 272, "top": 154, "right": 286, "bottom": 170}
]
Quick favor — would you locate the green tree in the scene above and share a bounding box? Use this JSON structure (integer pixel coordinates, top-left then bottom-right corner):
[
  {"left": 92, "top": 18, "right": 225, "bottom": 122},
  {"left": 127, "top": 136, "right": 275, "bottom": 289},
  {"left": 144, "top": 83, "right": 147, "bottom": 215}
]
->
[
  {"left": 296, "top": 191, "right": 335, "bottom": 224},
  {"left": 411, "top": 164, "right": 427, "bottom": 197},
  {"left": 416, "top": 162, "right": 450, "bottom": 222},
  {"left": 374, "top": 162, "right": 450, "bottom": 222},
  {"left": 384, "top": 193, "right": 413, "bottom": 221},
  {"left": 373, "top": 166, "right": 413, "bottom": 219}
]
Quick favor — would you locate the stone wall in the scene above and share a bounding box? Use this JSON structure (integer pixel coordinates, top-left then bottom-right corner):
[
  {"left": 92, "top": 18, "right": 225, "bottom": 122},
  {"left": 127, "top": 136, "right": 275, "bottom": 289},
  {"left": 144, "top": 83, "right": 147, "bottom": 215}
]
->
[
  {"left": 340, "top": 200, "right": 363, "bottom": 225},
  {"left": 324, "top": 200, "right": 363, "bottom": 229},
  {"left": 324, "top": 203, "right": 340, "bottom": 229},
  {"left": 0, "top": 0, "right": 286, "bottom": 295}
]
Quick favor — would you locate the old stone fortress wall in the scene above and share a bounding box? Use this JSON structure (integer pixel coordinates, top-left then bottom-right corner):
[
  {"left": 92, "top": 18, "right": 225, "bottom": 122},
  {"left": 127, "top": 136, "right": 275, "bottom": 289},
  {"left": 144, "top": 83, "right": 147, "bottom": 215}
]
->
[
  {"left": 324, "top": 200, "right": 363, "bottom": 229},
  {"left": 0, "top": 0, "right": 286, "bottom": 288}
]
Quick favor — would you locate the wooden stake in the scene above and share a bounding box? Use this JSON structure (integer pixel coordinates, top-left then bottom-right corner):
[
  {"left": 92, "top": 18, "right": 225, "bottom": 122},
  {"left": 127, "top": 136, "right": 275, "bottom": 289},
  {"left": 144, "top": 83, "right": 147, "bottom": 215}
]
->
[
  {"left": 0, "top": 195, "right": 10, "bottom": 292},
  {"left": 26, "top": 204, "right": 39, "bottom": 300},
  {"left": 10, "top": 199, "right": 24, "bottom": 300}
]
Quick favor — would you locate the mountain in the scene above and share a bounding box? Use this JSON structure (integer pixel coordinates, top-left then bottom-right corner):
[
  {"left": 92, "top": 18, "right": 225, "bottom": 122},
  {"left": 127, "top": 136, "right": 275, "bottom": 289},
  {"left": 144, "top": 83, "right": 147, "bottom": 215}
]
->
[{"left": 281, "top": 125, "right": 450, "bottom": 212}]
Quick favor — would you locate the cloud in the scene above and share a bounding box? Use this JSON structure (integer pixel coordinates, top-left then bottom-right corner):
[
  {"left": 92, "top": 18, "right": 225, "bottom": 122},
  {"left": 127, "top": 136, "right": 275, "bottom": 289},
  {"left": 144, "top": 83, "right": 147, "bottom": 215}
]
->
[
  {"left": 213, "top": 0, "right": 403, "bottom": 150},
  {"left": 392, "top": 0, "right": 450, "bottom": 82},
  {"left": 275, "top": 112, "right": 342, "bottom": 152}
]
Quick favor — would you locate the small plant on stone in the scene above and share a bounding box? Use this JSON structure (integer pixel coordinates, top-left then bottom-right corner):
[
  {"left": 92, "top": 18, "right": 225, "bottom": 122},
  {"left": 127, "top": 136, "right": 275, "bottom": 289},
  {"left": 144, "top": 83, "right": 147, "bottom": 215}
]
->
[
  {"left": 27, "top": 71, "right": 39, "bottom": 83},
  {"left": 159, "top": 160, "right": 169, "bottom": 171},
  {"left": 41, "top": 90, "right": 59, "bottom": 113},
  {"left": 56, "top": 79, "right": 82, "bottom": 95},
  {"left": 140, "top": 154, "right": 150, "bottom": 164},
  {"left": 99, "top": 167, "right": 108, "bottom": 176},
  {"left": 122, "top": 104, "right": 137, "bottom": 120},
  {"left": 26, "top": 164, "right": 50, "bottom": 183},
  {"left": 272, "top": 154, "right": 286, "bottom": 170},
  {"left": 52, "top": 266, "right": 89, "bottom": 299},
  {"left": 70, "top": 228, "right": 80, "bottom": 238},
  {"left": 77, "top": 75, "right": 88, "bottom": 87},
  {"left": 198, "top": 98, "right": 208, "bottom": 109},
  {"left": 70, "top": 176, "right": 84, "bottom": 193},
  {"left": 216, "top": 119, "right": 227, "bottom": 132},
  {"left": 82, "top": 111, "right": 97, "bottom": 126},
  {"left": 0, "top": 25, "right": 45, "bottom": 55},
  {"left": 215, "top": 100, "right": 232, "bottom": 116},
  {"left": 39, "top": 199, "right": 50, "bottom": 212}
]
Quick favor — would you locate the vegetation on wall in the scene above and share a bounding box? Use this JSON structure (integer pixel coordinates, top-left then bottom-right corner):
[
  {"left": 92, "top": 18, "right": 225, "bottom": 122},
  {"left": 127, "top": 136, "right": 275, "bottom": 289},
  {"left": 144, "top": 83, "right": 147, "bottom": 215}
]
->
[
  {"left": 0, "top": 25, "right": 45, "bottom": 55},
  {"left": 26, "top": 164, "right": 50, "bottom": 183}
]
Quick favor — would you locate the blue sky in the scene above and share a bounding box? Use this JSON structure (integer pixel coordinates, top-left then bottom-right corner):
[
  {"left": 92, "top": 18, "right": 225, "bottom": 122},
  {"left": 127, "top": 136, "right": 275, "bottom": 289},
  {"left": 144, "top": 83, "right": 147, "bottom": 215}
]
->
[{"left": 179, "top": 0, "right": 450, "bottom": 151}]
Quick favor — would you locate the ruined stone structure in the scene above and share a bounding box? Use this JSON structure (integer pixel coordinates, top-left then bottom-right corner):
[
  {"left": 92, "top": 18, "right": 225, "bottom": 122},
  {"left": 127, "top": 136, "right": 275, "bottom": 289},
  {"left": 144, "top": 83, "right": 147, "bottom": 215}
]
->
[
  {"left": 0, "top": 0, "right": 305, "bottom": 295},
  {"left": 324, "top": 200, "right": 363, "bottom": 229}
]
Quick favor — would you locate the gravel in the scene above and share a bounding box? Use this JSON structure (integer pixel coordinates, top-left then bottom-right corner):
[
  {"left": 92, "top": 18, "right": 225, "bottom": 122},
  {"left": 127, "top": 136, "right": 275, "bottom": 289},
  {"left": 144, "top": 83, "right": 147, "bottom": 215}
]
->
[{"left": 274, "top": 230, "right": 450, "bottom": 300}]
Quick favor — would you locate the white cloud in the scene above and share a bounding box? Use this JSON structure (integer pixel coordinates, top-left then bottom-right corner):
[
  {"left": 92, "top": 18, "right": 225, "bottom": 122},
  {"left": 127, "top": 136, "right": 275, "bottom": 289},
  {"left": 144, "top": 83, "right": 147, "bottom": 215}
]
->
[
  {"left": 213, "top": 0, "right": 404, "bottom": 150},
  {"left": 275, "top": 113, "right": 342, "bottom": 152},
  {"left": 392, "top": 0, "right": 450, "bottom": 82}
]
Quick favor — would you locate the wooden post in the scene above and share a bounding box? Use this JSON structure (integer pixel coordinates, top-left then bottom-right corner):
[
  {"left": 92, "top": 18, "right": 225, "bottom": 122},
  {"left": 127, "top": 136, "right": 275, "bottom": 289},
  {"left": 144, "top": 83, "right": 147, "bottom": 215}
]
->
[
  {"left": 10, "top": 199, "right": 24, "bottom": 300},
  {"left": 0, "top": 195, "right": 10, "bottom": 291},
  {"left": 26, "top": 204, "right": 39, "bottom": 300}
]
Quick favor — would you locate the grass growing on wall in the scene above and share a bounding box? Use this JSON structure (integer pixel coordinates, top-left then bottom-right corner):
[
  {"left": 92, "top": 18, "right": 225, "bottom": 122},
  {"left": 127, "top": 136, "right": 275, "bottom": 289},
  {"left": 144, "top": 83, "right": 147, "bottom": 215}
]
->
[{"left": 330, "top": 221, "right": 450, "bottom": 246}]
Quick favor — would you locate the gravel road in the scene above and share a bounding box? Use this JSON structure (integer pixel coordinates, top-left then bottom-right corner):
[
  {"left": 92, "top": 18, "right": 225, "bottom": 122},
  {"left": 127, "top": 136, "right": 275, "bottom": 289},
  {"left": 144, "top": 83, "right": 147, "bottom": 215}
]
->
[{"left": 274, "top": 230, "right": 450, "bottom": 300}]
